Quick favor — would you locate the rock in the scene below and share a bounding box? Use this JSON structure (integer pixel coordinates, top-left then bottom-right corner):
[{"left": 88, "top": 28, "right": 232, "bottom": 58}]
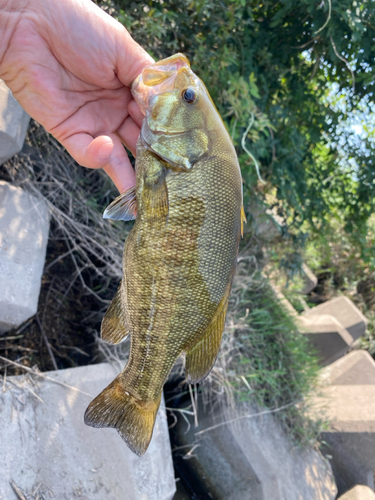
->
[
  {"left": 338, "top": 485, "right": 375, "bottom": 499},
  {"left": 171, "top": 396, "right": 337, "bottom": 500},
  {"left": 0, "top": 362, "right": 176, "bottom": 500},
  {"left": 299, "top": 263, "right": 318, "bottom": 295},
  {"left": 0, "top": 80, "right": 30, "bottom": 164},
  {"left": 0, "top": 181, "right": 49, "bottom": 333},
  {"left": 309, "top": 350, "right": 375, "bottom": 494},
  {"left": 303, "top": 296, "right": 367, "bottom": 341},
  {"left": 296, "top": 314, "right": 354, "bottom": 366}
]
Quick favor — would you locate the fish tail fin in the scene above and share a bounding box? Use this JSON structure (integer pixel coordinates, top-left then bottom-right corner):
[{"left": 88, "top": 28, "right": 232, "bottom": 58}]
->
[{"left": 84, "top": 375, "right": 161, "bottom": 456}]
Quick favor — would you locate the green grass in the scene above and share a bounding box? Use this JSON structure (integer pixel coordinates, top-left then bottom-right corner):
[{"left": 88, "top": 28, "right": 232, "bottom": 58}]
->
[
  {"left": 359, "top": 310, "right": 375, "bottom": 356},
  {"left": 212, "top": 256, "right": 323, "bottom": 448}
]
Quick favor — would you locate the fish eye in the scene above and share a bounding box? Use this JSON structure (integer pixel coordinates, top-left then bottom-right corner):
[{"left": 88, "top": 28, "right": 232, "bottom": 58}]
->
[{"left": 181, "top": 88, "right": 197, "bottom": 104}]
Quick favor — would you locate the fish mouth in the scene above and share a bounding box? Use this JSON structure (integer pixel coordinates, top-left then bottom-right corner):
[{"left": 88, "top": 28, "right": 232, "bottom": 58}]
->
[
  {"left": 132, "top": 75, "right": 176, "bottom": 116},
  {"left": 143, "top": 128, "right": 186, "bottom": 140},
  {"left": 131, "top": 53, "right": 193, "bottom": 115},
  {"left": 140, "top": 127, "right": 186, "bottom": 150}
]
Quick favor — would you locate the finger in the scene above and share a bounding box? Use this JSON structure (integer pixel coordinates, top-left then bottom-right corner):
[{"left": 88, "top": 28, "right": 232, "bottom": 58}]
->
[
  {"left": 114, "top": 31, "right": 154, "bottom": 87},
  {"left": 128, "top": 99, "right": 144, "bottom": 128},
  {"left": 62, "top": 133, "right": 135, "bottom": 193},
  {"left": 102, "top": 135, "right": 136, "bottom": 193},
  {"left": 117, "top": 116, "right": 141, "bottom": 157},
  {"left": 84, "top": 135, "right": 114, "bottom": 169}
]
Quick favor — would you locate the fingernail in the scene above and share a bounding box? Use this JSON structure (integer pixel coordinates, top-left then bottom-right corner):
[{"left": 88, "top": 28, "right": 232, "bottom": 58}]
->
[{"left": 97, "top": 142, "right": 113, "bottom": 161}]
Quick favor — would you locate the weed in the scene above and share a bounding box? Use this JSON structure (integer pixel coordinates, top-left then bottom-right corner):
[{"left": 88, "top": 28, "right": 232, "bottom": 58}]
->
[{"left": 204, "top": 251, "right": 323, "bottom": 448}]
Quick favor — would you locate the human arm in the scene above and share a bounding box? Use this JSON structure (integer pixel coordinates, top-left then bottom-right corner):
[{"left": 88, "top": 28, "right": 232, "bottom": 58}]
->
[{"left": 0, "top": 0, "right": 152, "bottom": 192}]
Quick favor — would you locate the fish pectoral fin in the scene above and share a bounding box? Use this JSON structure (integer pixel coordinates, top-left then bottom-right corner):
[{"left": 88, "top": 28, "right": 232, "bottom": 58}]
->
[
  {"left": 143, "top": 163, "right": 169, "bottom": 221},
  {"left": 84, "top": 375, "right": 161, "bottom": 457},
  {"left": 103, "top": 185, "right": 137, "bottom": 221},
  {"left": 101, "top": 283, "right": 129, "bottom": 345},
  {"left": 185, "top": 294, "right": 229, "bottom": 385}
]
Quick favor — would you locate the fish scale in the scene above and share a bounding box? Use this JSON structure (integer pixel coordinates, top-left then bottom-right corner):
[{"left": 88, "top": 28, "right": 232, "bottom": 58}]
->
[{"left": 84, "top": 53, "right": 245, "bottom": 456}]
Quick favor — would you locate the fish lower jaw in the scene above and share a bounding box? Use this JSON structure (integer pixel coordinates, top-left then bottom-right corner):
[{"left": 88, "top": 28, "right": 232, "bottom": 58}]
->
[{"left": 145, "top": 128, "right": 186, "bottom": 137}]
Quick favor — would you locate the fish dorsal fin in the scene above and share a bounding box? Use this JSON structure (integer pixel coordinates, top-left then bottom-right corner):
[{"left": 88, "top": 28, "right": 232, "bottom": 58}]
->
[
  {"left": 101, "top": 283, "right": 129, "bottom": 344},
  {"left": 103, "top": 186, "right": 137, "bottom": 221},
  {"left": 185, "top": 292, "right": 229, "bottom": 384},
  {"left": 241, "top": 205, "right": 247, "bottom": 237}
]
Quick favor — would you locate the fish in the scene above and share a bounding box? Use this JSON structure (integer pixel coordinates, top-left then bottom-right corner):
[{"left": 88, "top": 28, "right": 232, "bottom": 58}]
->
[{"left": 84, "top": 53, "right": 246, "bottom": 456}]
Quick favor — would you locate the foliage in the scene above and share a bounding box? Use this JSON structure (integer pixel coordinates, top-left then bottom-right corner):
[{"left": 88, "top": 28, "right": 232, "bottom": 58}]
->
[
  {"left": 101, "top": 0, "right": 375, "bottom": 264},
  {"left": 303, "top": 213, "right": 375, "bottom": 282},
  {"left": 95, "top": 0, "right": 375, "bottom": 440}
]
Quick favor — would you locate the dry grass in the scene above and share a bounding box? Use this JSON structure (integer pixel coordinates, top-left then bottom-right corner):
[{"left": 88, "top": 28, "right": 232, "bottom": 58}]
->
[
  {"left": 2, "top": 120, "right": 127, "bottom": 290},
  {"left": 1, "top": 121, "right": 321, "bottom": 447},
  {"left": 0, "top": 120, "right": 129, "bottom": 373}
]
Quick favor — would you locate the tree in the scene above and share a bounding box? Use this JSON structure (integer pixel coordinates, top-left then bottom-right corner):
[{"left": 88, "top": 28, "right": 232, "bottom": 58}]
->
[{"left": 103, "top": 0, "right": 375, "bottom": 266}]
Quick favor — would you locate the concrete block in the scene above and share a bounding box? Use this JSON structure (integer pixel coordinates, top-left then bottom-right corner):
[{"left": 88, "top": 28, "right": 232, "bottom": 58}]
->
[
  {"left": 0, "top": 362, "right": 176, "bottom": 500},
  {"left": 299, "top": 263, "right": 318, "bottom": 295},
  {"left": 303, "top": 296, "right": 367, "bottom": 340},
  {"left": 338, "top": 485, "right": 375, "bottom": 500},
  {"left": 0, "top": 80, "right": 30, "bottom": 164},
  {"left": 309, "top": 350, "right": 375, "bottom": 494},
  {"left": 268, "top": 284, "right": 354, "bottom": 365},
  {"left": 297, "top": 314, "right": 354, "bottom": 366},
  {"left": 224, "top": 405, "right": 337, "bottom": 500},
  {"left": 172, "top": 397, "right": 337, "bottom": 500},
  {"left": 0, "top": 181, "right": 49, "bottom": 333}
]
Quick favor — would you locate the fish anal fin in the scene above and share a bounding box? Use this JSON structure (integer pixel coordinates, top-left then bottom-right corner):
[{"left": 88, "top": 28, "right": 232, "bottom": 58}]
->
[
  {"left": 84, "top": 375, "right": 161, "bottom": 456},
  {"left": 185, "top": 294, "right": 229, "bottom": 385},
  {"left": 101, "top": 283, "right": 128, "bottom": 345},
  {"left": 103, "top": 186, "right": 137, "bottom": 221}
]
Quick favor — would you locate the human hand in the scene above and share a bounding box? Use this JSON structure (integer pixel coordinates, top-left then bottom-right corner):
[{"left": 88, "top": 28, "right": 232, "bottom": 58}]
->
[{"left": 0, "top": 0, "right": 153, "bottom": 192}]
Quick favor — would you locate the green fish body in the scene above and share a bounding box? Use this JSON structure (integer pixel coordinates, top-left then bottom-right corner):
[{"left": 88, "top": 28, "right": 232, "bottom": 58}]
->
[{"left": 84, "top": 54, "right": 245, "bottom": 456}]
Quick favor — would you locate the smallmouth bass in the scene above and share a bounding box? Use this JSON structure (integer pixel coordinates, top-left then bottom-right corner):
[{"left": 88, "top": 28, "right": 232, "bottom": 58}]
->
[{"left": 84, "top": 54, "right": 245, "bottom": 456}]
